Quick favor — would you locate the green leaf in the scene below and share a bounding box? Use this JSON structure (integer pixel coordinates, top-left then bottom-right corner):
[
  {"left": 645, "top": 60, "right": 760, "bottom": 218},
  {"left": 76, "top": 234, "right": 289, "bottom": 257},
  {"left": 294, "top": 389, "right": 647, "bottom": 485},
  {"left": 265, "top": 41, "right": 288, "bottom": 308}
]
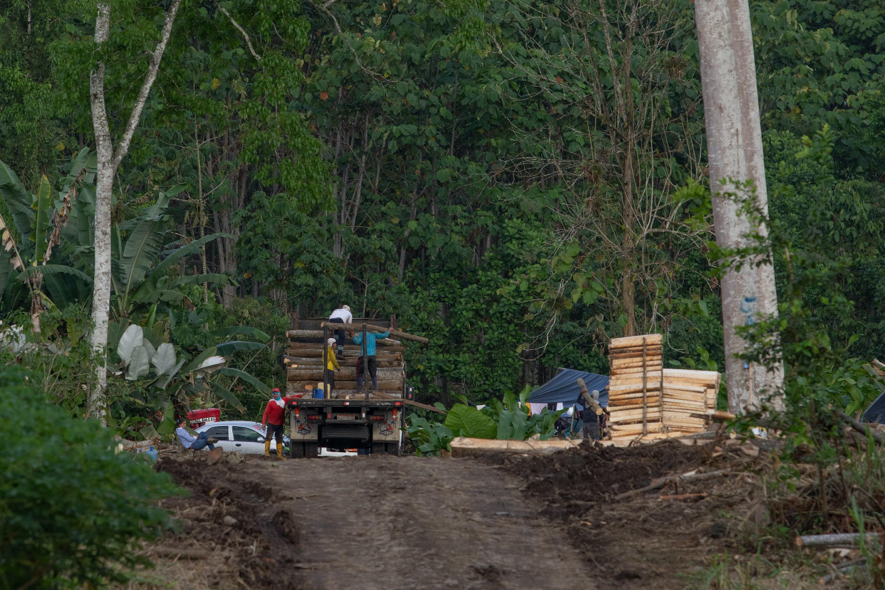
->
[
  {"left": 182, "top": 347, "right": 218, "bottom": 373},
  {"left": 32, "top": 176, "right": 51, "bottom": 262},
  {"left": 0, "top": 159, "right": 34, "bottom": 240},
  {"left": 218, "top": 368, "right": 271, "bottom": 394},
  {"left": 214, "top": 340, "right": 266, "bottom": 355},
  {"left": 444, "top": 404, "right": 497, "bottom": 438},
  {"left": 436, "top": 169, "right": 451, "bottom": 183},
  {"left": 16, "top": 265, "right": 92, "bottom": 284},
  {"left": 133, "top": 233, "right": 231, "bottom": 303},
  {"left": 120, "top": 218, "right": 164, "bottom": 295},
  {"left": 209, "top": 381, "right": 246, "bottom": 412},
  {"left": 209, "top": 326, "right": 271, "bottom": 342}
]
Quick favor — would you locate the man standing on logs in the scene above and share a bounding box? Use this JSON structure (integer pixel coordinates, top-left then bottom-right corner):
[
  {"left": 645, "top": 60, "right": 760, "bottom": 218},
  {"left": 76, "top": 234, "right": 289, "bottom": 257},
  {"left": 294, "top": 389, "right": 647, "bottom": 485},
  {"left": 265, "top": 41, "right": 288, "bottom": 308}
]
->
[
  {"left": 327, "top": 304, "right": 352, "bottom": 355},
  {"left": 351, "top": 327, "right": 390, "bottom": 391}
]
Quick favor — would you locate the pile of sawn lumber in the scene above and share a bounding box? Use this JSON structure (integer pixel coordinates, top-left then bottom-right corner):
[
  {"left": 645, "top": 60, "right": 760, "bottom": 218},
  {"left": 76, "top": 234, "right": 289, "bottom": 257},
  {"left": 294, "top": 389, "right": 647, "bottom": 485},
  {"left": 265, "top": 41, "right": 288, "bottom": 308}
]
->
[
  {"left": 607, "top": 334, "right": 721, "bottom": 440},
  {"left": 284, "top": 329, "right": 405, "bottom": 398}
]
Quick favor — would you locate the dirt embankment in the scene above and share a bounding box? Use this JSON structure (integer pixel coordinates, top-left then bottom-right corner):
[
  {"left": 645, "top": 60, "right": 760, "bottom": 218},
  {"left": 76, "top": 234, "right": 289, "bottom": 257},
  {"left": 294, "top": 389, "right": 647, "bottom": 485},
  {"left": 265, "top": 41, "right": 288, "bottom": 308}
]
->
[
  {"left": 498, "top": 440, "right": 765, "bottom": 589},
  {"left": 127, "top": 454, "right": 301, "bottom": 590}
]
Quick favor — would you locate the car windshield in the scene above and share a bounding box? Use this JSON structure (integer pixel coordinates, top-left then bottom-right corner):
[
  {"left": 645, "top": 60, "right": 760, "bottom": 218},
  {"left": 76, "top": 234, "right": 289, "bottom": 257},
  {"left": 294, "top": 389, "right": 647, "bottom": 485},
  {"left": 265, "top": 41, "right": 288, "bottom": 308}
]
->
[{"left": 232, "top": 426, "right": 263, "bottom": 442}]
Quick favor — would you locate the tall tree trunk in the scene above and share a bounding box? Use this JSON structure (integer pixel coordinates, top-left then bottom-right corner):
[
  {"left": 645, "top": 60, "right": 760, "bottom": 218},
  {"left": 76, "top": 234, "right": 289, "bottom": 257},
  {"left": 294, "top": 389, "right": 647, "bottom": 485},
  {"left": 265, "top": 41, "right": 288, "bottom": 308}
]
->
[
  {"left": 87, "top": 0, "right": 183, "bottom": 424},
  {"left": 694, "top": 0, "right": 782, "bottom": 414}
]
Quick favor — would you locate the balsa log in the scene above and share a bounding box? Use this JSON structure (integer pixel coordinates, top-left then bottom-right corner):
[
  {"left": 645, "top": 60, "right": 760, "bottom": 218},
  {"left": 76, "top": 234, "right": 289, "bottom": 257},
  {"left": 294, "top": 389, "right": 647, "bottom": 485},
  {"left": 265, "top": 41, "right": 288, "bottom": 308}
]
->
[
  {"left": 609, "top": 334, "right": 663, "bottom": 348},
  {"left": 313, "top": 322, "right": 429, "bottom": 344},
  {"left": 449, "top": 437, "right": 583, "bottom": 458},
  {"left": 286, "top": 346, "right": 405, "bottom": 356},
  {"left": 287, "top": 330, "right": 403, "bottom": 346}
]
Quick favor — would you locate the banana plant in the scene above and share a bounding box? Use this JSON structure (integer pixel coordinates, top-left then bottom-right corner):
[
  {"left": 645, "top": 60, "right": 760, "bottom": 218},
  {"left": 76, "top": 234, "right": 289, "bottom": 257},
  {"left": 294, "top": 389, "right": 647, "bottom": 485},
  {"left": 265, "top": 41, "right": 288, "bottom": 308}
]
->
[
  {"left": 0, "top": 151, "right": 96, "bottom": 332},
  {"left": 105, "top": 189, "right": 231, "bottom": 319},
  {"left": 112, "top": 323, "right": 272, "bottom": 437}
]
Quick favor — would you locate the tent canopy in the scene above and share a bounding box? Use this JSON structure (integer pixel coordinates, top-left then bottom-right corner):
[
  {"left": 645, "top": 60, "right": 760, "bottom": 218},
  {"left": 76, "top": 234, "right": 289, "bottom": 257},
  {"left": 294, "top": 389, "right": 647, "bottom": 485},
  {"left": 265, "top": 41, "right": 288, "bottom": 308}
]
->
[
  {"left": 863, "top": 389, "right": 885, "bottom": 424},
  {"left": 528, "top": 369, "right": 610, "bottom": 407}
]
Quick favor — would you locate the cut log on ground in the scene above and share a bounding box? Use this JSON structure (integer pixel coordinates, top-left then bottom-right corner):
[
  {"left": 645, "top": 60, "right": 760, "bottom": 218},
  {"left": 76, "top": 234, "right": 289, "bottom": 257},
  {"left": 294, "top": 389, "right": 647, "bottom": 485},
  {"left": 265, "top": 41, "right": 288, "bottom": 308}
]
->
[
  {"left": 450, "top": 437, "right": 583, "bottom": 458},
  {"left": 796, "top": 533, "right": 881, "bottom": 547}
]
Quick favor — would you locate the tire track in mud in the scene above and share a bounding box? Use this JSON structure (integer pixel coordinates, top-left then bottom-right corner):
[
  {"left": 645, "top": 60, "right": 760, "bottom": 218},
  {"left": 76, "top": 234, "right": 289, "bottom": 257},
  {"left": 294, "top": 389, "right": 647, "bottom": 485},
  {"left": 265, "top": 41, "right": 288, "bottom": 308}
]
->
[{"left": 239, "top": 455, "right": 596, "bottom": 590}]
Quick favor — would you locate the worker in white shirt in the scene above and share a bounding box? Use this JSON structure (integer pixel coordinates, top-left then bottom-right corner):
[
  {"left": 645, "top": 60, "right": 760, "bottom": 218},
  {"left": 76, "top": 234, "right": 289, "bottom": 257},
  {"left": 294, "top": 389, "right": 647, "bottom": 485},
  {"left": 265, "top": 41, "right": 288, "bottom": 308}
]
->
[{"left": 327, "top": 304, "right": 352, "bottom": 354}]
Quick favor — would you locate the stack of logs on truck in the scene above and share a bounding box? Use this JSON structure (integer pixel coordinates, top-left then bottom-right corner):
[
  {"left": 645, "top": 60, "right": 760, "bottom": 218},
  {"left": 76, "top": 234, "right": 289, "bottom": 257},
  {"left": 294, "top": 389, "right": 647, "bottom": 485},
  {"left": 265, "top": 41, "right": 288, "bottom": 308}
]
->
[{"left": 284, "top": 316, "right": 420, "bottom": 398}]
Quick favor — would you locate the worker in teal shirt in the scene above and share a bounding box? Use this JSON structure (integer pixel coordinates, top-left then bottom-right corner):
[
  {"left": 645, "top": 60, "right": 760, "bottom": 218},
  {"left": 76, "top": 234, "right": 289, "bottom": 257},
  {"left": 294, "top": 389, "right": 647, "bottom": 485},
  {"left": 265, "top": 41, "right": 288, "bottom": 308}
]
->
[{"left": 351, "top": 328, "right": 390, "bottom": 391}]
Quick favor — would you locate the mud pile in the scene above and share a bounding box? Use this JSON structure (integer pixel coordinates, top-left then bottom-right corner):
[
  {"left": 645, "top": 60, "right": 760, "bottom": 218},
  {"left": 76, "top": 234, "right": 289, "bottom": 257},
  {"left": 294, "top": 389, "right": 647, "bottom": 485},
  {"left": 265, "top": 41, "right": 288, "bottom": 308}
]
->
[
  {"left": 152, "top": 456, "right": 300, "bottom": 589},
  {"left": 499, "top": 440, "right": 757, "bottom": 589},
  {"left": 504, "top": 440, "right": 720, "bottom": 512}
]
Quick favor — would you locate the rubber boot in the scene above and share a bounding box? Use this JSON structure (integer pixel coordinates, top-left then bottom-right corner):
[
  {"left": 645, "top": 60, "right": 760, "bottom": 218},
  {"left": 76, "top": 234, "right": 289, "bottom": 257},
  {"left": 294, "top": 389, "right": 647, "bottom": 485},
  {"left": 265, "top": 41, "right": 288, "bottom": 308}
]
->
[
  {"left": 264, "top": 439, "right": 271, "bottom": 456},
  {"left": 276, "top": 443, "right": 285, "bottom": 460}
]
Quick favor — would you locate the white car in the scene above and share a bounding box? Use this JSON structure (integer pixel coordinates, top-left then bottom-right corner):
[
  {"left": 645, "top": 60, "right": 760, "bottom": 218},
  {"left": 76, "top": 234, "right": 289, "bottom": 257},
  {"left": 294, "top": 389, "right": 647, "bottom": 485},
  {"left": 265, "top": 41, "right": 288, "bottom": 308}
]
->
[{"left": 195, "top": 421, "right": 289, "bottom": 455}]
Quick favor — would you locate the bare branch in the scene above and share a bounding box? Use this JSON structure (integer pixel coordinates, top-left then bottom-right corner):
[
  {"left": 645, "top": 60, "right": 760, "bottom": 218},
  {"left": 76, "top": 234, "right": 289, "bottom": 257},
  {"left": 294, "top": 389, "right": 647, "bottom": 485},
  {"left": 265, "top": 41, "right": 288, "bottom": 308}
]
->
[
  {"left": 215, "top": 2, "right": 262, "bottom": 61},
  {"left": 112, "top": 0, "right": 184, "bottom": 170}
]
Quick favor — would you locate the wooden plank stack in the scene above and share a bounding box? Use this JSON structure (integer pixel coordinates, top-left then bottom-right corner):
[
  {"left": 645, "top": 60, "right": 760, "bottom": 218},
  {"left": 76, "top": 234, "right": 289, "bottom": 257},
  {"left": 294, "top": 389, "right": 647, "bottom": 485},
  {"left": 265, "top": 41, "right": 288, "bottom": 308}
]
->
[
  {"left": 607, "top": 334, "right": 665, "bottom": 437},
  {"left": 607, "top": 334, "right": 722, "bottom": 440}
]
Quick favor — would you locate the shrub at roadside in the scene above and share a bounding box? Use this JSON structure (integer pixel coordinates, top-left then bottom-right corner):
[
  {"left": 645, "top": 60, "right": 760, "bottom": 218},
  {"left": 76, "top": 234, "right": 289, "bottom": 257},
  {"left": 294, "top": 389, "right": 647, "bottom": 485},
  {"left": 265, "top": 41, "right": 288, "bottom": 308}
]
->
[
  {"left": 0, "top": 366, "right": 180, "bottom": 588},
  {"left": 405, "top": 388, "right": 564, "bottom": 455}
]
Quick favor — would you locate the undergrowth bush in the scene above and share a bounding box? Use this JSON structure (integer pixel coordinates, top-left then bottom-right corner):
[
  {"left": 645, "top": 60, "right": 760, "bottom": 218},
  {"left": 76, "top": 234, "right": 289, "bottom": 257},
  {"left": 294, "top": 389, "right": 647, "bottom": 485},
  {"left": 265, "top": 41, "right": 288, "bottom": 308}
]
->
[
  {"left": 0, "top": 366, "right": 180, "bottom": 588},
  {"left": 405, "top": 387, "right": 564, "bottom": 455}
]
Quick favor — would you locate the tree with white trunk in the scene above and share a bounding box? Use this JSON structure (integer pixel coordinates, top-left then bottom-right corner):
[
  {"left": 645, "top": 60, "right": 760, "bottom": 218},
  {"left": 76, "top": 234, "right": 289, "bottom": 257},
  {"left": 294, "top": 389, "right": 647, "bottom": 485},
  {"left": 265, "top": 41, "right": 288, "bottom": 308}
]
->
[
  {"left": 693, "top": 0, "right": 784, "bottom": 413},
  {"left": 87, "top": 0, "right": 184, "bottom": 424}
]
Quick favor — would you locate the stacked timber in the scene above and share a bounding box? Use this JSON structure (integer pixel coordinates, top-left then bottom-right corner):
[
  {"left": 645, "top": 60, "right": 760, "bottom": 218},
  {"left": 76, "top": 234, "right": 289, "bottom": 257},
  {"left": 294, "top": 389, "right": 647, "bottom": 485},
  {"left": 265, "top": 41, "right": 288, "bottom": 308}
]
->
[
  {"left": 607, "top": 334, "right": 665, "bottom": 438},
  {"left": 607, "top": 335, "right": 723, "bottom": 440},
  {"left": 285, "top": 320, "right": 406, "bottom": 399}
]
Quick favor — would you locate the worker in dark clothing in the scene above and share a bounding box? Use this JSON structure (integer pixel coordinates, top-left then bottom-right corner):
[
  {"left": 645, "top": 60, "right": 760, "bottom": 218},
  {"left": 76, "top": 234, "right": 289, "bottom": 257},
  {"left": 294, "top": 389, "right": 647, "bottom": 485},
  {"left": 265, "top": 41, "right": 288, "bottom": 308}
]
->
[
  {"left": 261, "top": 388, "right": 294, "bottom": 459},
  {"left": 576, "top": 379, "right": 609, "bottom": 442},
  {"left": 581, "top": 391, "right": 609, "bottom": 442},
  {"left": 351, "top": 327, "right": 390, "bottom": 391}
]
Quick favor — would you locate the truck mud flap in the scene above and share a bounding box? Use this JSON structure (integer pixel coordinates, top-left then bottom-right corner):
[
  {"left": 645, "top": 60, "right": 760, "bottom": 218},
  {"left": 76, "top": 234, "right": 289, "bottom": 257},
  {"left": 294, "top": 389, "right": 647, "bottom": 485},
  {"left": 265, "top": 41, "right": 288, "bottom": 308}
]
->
[{"left": 322, "top": 424, "right": 370, "bottom": 439}]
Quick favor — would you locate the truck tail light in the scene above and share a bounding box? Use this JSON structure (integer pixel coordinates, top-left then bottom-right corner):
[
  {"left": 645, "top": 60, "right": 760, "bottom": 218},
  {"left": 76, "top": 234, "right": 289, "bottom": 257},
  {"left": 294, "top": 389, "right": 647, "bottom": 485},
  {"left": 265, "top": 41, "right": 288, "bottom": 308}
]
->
[
  {"left": 307, "top": 415, "right": 322, "bottom": 422},
  {"left": 369, "top": 415, "right": 384, "bottom": 421}
]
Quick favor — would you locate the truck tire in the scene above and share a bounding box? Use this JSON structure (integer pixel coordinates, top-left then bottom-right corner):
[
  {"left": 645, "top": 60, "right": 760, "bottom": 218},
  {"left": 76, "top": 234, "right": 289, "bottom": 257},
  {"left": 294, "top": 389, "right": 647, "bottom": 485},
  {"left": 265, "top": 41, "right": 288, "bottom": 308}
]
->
[
  {"left": 371, "top": 443, "right": 385, "bottom": 455},
  {"left": 386, "top": 443, "right": 401, "bottom": 456},
  {"left": 305, "top": 442, "right": 319, "bottom": 458},
  {"left": 290, "top": 443, "right": 305, "bottom": 458}
]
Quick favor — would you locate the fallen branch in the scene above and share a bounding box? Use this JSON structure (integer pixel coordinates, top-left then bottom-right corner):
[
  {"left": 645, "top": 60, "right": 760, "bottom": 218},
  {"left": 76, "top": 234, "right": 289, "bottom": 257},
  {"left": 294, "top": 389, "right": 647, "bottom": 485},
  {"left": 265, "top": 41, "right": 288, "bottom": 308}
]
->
[
  {"left": 835, "top": 408, "right": 885, "bottom": 445},
  {"left": 796, "top": 533, "right": 881, "bottom": 548},
  {"left": 659, "top": 492, "right": 707, "bottom": 501},
  {"left": 150, "top": 546, "right": 209, "bottom": 560},
  {"left": 820, "top": 559, "right": 867, "bottom": 585},
  {"left": 613, "top": 469, "right": 733, "bottom": 501}
]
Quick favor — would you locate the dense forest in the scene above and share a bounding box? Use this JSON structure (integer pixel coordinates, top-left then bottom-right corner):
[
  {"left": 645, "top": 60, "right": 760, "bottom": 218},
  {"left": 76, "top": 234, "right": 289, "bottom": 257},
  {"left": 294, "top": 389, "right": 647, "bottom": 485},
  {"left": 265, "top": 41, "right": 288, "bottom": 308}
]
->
[{"left": 2, "top": 0, "right": 885, "bottom": 428}]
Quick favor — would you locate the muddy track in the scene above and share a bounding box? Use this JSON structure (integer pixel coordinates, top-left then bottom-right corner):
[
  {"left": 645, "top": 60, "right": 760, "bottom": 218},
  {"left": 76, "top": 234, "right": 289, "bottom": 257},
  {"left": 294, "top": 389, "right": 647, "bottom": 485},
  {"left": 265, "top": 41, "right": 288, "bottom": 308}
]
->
[{"left": 237, "top": 456, "right": 595, "bottom": 590}]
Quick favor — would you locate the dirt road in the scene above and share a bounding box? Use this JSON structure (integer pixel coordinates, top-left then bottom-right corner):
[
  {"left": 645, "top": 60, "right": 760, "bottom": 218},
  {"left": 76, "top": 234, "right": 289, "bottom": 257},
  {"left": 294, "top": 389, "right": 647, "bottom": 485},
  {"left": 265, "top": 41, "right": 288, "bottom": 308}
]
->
[{"left": 238, "top": 455, "right": 594, "bottom": 589}]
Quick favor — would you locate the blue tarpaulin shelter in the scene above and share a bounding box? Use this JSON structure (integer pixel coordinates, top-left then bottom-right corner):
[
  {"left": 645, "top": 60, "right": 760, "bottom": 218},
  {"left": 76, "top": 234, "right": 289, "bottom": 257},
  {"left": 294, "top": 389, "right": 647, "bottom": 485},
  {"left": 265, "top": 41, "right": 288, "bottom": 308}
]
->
[
  {"left": 863, "top": 389, "right": 885, "bottom": 424},
  {"left": 528, "top": 369, "right": 610, "bottom": 407}
]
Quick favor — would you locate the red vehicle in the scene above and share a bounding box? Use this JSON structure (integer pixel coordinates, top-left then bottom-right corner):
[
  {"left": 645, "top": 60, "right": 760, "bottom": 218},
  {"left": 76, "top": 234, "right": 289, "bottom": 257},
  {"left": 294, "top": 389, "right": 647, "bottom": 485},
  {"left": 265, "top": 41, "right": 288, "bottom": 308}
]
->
[{"left": 187, "top": 408, "right": 221, "bottom": 429}]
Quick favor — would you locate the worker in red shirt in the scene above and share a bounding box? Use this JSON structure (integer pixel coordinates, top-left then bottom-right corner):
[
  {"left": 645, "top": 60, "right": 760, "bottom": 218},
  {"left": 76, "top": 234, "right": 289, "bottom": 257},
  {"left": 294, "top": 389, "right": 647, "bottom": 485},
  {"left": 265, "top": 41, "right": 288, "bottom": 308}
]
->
[{"left": 262, "top": 388, "right": 292, "bottom": 459}]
